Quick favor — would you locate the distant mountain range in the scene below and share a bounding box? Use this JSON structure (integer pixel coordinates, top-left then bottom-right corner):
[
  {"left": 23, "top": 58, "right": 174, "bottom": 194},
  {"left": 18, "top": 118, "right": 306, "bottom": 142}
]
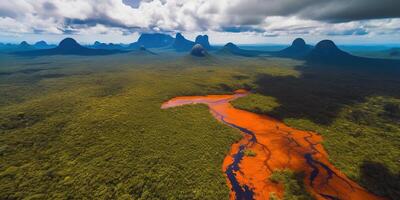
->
[
  {"left": 0, "top": 41, "right": 55, "bottom": 52},
  {"left": 125, "top": 33, "right": 213, "bottom": 52},
  {"left": 14, "top": 38, "right": 125, "bottom": 56},
  {"left": 4, "top": 33, "right": 400, "bottom": 69},
  {"left": 5, "top": 41, "right": 35, "bottom": 52},
  {"left": 218, "top": 38, "right": 399, "bottom": 69},
  {"left": 90, "top": 41, "right": 124, "bottom": 50}
]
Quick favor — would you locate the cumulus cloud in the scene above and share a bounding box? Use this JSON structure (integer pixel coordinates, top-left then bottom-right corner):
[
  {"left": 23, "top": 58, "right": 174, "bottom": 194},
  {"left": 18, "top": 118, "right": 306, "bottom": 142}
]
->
[{"left": 0, "top": 0, "right": 399, "bottom": 40}]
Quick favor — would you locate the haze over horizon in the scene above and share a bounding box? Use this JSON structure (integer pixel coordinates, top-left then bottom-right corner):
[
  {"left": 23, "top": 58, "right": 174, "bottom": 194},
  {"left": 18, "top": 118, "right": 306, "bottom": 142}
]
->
[{"left": 0, "top": 0, "right": 399, "bottom": 45}]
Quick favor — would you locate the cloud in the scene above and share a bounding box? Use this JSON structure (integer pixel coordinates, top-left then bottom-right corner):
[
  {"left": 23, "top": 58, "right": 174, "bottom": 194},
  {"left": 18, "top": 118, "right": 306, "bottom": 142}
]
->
[
  {"left": 326, "top": 28, "right": 368, "bottom": 36},
  {"left": 297, "top": 0, "right": 400, "bottom": 22},
  {"left": 225, "top": 0, "right": 400, "bottom": 23},
  {"left": 0, "top": 0, "right": 398, "bottom": 41},
  {"left": 0, "top": 17, "right": 30, "bottom": 34}
]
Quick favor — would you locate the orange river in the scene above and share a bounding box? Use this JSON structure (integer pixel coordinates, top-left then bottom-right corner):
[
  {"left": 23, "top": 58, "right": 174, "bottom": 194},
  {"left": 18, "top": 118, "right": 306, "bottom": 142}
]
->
[{"left": 161, "top": 89, "right": 385, "bottom": 200}]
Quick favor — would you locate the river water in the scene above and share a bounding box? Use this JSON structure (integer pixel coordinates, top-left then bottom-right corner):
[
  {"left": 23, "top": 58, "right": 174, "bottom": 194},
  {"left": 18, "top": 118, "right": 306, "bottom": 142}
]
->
[{"left": 162, "top": 90, "right": 384, "bottom": 200}]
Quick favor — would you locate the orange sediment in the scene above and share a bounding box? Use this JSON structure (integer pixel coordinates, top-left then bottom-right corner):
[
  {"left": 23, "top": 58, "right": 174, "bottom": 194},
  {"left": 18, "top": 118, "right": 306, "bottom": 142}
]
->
[{"left": 162, "top": 90, "right": 385, "bottom": 200}]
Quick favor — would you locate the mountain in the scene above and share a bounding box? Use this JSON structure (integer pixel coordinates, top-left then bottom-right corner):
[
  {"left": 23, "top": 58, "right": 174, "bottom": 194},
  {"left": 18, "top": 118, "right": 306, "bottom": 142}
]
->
[
  {"left": 14, "top": 41, "right": 36, "bottom": 51},
  {"left": 173, "top": 33, "right": 195, "bottom": 51},
  {"left": 190, "top": 44, "right": 207, "bottom": 57},
  {"left": 0, "top": 41, "right": 36, "bottom": 52},
  {"left": 0, "top": 42, "right": 7, "bottom": 51},
  {"left": 219, "top": 43, "right": 266, "bottom": 57},
  {"left": 129, "top": 33, "right": 174, "bottom": 49},
  {"left": 195, "top": 35, "right": 211, "bottom": 50},
  {"left": 125, "top": 32, "right": 213, "bottom": 52},
  {"left": 91, "top": 41, "right": 124, "bottom": 50},
  {"left": 306, "top": 40, "right": 400, "bottom": 70},
  {"left": 15, "top": 38, "right": 124, "bottom": 56},
  {"left": 173, "top": 34, "right": 212, "bottom": 51},
  {"left": 273, "top": 38, "right": 312, "bottom": 58},
  {"left": 0, "top": 43, "right": 16, "bottom": 52},
  {"left": 306, "top": 40, "right": 357, "bottom": 64},
  {"left": 18, "top": 41, "right": 32, "bottom": 48},
  {"left": 34, "top": 41, "right": 56, "bottom": 49}
]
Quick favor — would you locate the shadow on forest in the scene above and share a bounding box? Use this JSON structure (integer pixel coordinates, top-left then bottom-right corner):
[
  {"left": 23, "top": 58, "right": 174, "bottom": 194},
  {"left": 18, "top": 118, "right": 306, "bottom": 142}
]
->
[
  {"left": 252, "top": 64, "right": 400, "bottom": 125},
  {"left": 359, "top": 161, "right": 400, "bottom": 199},
  {"left": 0, "top": 68, "right": 50, "bottom": 76}
]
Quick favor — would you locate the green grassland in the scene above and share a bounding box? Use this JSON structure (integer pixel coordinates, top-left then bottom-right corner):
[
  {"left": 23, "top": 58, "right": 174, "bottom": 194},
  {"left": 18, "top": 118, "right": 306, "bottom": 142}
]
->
[{"left": 0, "top": 52, "right": 399, "bottom": 199}]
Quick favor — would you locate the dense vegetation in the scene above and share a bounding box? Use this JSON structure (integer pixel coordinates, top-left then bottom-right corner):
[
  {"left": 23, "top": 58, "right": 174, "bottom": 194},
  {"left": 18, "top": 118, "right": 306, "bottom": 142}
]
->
[
  {"left": 0, "top": 50, "right": 399, "bottom": 199},
  {"left": 269, "top": 170, "right": 314, "bottom": 200},
  {"left": 232, "top": 64, "right": 400, "bottom": 199},
  {"left": 0, "top": 52, "right": 299, "bottom": 199}
]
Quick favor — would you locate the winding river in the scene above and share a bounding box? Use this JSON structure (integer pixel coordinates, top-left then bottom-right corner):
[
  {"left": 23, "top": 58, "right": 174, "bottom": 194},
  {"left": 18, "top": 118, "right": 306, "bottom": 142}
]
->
[{"left": 161, "top": 90, "right": 384, "bottom": 200}]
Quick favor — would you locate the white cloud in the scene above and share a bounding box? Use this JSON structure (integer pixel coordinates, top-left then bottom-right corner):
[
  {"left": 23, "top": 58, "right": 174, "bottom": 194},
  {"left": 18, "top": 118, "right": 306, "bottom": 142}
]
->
[{"left": 0, "top": 0, "right": 399, "bottom": 44}]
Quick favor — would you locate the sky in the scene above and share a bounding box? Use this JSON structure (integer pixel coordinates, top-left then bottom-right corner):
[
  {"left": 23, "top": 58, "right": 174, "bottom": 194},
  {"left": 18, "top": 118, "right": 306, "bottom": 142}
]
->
[{"left": 0, "top": 0, "right": 399, "bottom": 45}]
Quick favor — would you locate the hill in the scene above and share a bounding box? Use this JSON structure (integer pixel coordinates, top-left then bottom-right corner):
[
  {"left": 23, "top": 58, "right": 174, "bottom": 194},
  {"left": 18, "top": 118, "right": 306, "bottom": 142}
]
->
[
  {"left": 34, "top": 41, "right": 56, "bottom": 49},
  {"left": 190, "top": 44, "right": 207, "bottom": 57},
  {"left": 273, "top": 38, "right": 313, "bottom": 59},
  {"left": 306, "top": 40, "right": 400, "bottom": 70},
  {"left": 19, "top": 41, "right": 35, "bottom": 49},
  {"left": 219, "top": 43, "right": 266, "bottom": 57}
]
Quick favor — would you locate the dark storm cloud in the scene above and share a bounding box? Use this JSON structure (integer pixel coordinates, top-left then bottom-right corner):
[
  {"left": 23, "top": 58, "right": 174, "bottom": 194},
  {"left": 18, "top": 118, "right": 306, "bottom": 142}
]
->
[
  {"left": 64, "top": 18, "right": 123, "bottom": 28},
  {"left": 227, "top": 0, "right": 400, "bottom": 23},
  {"left": 298, "top": 0, "right": 400, "bottom": 22}
]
